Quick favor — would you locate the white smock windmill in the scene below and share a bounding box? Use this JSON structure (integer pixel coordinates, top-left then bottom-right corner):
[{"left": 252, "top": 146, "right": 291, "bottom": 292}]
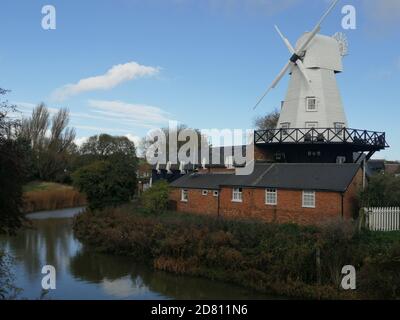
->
[{"left": 254, "top": 0, "right": 349, "bottom": 131}]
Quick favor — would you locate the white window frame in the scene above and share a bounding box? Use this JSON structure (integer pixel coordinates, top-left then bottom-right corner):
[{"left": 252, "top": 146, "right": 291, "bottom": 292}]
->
[
  {"left": 265, "top": 188, "right": 277, "bottom": 206},
  {"left": 232, "top": 188, "right": 243, "bottom": 202},
  {"left": 281, "top": 122, "right": 290, "bottom": 136},
  {"left": 305, "top": 122, "right": 318, "bottom": 129},
  {"left": 336, "top": 156, "right": 346, "bottom": 164},
  {"left": 181, "top": 189, "right": 188, "bottom": 202},
  {"left": 202, "top": 190, "right": 208, "bottom": 196},
  {"left": 302, "top": 191, "right": 316, "bottom": 208},
  {"left": 334, "top": 122, "right": 345, "bottom": 134},
  {"left": 213, "top": 190, "right": 219, "bottom": 197},
  {"left": 306, "top": 97, "right": 317, "bottom": 112}
]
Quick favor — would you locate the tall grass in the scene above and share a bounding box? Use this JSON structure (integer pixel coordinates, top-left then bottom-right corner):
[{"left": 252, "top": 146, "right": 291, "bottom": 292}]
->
[
  {"left": 73, "top": 207, "right": 400, "bottom": 299},
  {"left": 23, "top": 188, "right": 86, "bottom": 213}
]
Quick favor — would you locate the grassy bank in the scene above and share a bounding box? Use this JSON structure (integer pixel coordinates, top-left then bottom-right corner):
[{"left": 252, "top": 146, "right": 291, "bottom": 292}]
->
[
  {"left": 23, "top": 181, "right": 86, "bottom": 213},
  {"left": 73, "top": 206, "right": 400, "bottom": 300}
]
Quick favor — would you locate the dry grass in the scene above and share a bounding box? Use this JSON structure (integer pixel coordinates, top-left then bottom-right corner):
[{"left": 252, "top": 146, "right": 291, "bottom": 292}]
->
[{"left": 23, "top": 182, "right": 86, "bottom": 213}]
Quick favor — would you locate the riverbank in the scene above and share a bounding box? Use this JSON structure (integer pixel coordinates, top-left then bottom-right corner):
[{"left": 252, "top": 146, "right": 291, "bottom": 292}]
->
[
  {"left": 72, "top": 206, "right": 400, "bottom": 299},
  {"left": 23, "top": 181, "right": 86, "bottom": 213},
  {"left": 1, "top": 207, "right": 272, "bottom": 300}
]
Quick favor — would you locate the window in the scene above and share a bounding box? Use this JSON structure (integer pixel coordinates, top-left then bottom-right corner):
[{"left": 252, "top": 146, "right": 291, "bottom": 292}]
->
[
  {"left": 202, "top": 190, "right": 208, "bottom": 196},
  {"left": 306, "top": 97, "right": 317, "bottom": 111},
  {"left": 213, "top": 190, "right": 219, "bottom": 197},
  {"left": 334, "top": 122, "right": 345, "bottom": 134},
  {"left": 281, "top": 122, "right": 290, "bottom": 135},
  {"left": 265, "top": 188, "right": 277, "bottom": 205},
  {"left": 232, "top": 188, "right": 243, "bottom": 202},
  {"left": 181, "top": 189, "right": 188, "bottom": 202},
  {"left": 336, "top": 156, "right": 346, "bottom": 164},
  {"left": 302, "top": 191, "right": 316, "bottom": 208},
  {"left": 305, "top": 122, "right": 318, "bottom": 129}
]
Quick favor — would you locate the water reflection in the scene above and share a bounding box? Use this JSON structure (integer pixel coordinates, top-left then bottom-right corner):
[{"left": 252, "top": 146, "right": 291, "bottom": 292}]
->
[{"left": 0, "top": 208, "right": 271, "bottom": 300}]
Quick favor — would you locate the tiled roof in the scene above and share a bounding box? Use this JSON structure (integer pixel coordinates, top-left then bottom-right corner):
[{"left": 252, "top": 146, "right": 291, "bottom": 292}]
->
[{"left": 170, "top": 163, "right": 360, "bottom": 192}]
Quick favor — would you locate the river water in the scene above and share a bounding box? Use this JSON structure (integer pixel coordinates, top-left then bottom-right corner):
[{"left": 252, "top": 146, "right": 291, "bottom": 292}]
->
[{"left": 0, "top": 207, "right": 272, "bottom": 300}]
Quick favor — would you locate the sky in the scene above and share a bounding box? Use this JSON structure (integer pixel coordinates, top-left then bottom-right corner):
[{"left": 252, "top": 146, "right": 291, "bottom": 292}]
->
[{"left": 1, "top": 0, "right": 399, "bottom": 159}]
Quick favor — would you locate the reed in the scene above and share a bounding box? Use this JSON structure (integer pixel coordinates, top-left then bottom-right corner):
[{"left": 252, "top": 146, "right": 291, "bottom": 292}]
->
[{"left": 23, "top": 188, "right": 86, "bottom": 213}]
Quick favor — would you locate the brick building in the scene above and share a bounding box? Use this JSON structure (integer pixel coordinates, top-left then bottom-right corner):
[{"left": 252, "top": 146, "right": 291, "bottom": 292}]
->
[{"left": 169, "top": 163, "right": 363, "bottom": 225}]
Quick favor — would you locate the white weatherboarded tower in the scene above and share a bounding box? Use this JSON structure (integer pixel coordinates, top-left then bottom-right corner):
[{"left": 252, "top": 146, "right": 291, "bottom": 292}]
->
[
  {"left": 255, "top": 0, "right": 348, "bottom": 131},
  {"left": 279, "top": 32, "right": 348, "bottom": 130}
]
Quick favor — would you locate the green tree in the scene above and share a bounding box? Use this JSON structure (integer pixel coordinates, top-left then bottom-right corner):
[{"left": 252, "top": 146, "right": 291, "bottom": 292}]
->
[
  {"left": 79, "top": 133, "right": 137, "bottom": 164},
  {"left": 359, "top": 174, "right": 400, "bottom": 207},
  {"left": 141, "top": 180, "right": 170, "bottom": 214},
  {"left": 0, "top": 89, "right": 27, "bottom": 234},
  {"left": 73, "top": 134, "right": 138, "bottom": 210}
]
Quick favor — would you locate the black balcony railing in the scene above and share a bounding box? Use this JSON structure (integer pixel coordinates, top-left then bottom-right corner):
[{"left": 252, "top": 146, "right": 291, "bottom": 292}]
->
[{"left": 254, "top": 128, "right": 388, "bottom": 149}]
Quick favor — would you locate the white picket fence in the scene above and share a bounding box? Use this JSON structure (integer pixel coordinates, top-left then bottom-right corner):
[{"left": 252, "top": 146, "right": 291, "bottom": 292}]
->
[{"left": 365, "top": 207, "right": 400, "bottom": 232}]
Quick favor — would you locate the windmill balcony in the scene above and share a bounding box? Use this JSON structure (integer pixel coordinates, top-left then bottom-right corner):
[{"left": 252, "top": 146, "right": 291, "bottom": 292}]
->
[{"left": 254, "top": 128, "right": 388, "bottom": 151}]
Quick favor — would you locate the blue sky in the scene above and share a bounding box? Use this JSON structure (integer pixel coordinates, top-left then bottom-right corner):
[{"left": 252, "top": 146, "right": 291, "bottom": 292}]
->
[{"left": 1, "top": 0, "right": 399, "bottom": 159}]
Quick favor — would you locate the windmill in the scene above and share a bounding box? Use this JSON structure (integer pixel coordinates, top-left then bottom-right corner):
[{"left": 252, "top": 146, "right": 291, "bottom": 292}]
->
[
  {"left": 254, "top": 0, "right": 349, "bottom": 130},
  {"left": 252, "top": 0, "right": 387, "bottom": 164}
]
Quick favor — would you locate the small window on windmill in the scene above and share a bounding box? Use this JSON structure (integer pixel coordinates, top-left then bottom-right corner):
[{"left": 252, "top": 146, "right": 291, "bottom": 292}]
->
[
  {"left": 336, "top": 156, "right": 346, "bottom": 164},
  {"left": 275, "top": 152, "right": 285, "bottom": 161},
  {"left": 334, "top": 122, "right": 345, "bottom": 134},
  {"left": 281, "top": 122, "right": 290, "bottom": 136},
  {"left": 305, "top": 122, "right": 318, "bottom": 129},
  {"left": 306, "top": 97, "right": 317, "bottom": 112}
]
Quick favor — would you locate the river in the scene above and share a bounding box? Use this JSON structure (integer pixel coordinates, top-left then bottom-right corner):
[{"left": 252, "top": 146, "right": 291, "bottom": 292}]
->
[{"left": 0, "top": 207, "right": 273, "bottom": 300}]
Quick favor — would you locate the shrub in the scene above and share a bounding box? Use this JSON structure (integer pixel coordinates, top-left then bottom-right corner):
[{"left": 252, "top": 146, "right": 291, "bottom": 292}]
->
[
  {"left": 141, "top": 180, "right": 169, "bottom": 214},
  {"left": 72, "top": 160, "right": 136, "bottom": 210},
  {"left": 73, "top": 207, "right": 400, "bottom": 299},
  {"left": 358, "top": 243, "right": 400, "bottom": 299},
  {"left": 359, "top": 174, "right": 400, "bottom": 207}
]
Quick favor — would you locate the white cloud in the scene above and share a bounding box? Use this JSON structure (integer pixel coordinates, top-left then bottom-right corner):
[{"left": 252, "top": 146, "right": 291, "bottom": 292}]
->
[
  {"left": 51, "top": 61, "right": 160, "bottom": 101},
  {"left": 74, "top": 136, "right": 88, "bottom": 147},
  {"left": 73, "top": 124, "right": 135, "bottom": 133},
  {"left": 87, "top": 99, "right": 171, "bottom": 127},
  {"left": 14, "top": 102, "right": 59, "bottom": 115},
  {"left": 125, "top": 133, "right": 141, "bottom": 147}
]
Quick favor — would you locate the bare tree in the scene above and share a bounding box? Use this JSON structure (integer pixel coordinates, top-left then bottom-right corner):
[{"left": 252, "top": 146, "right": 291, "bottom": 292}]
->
[
  {"left": 139, "top": 124, "right": 209, "bottom": 163},
  {"left": 253, "top": 109, "right": 280, "bottom": 130},
  {"left": 19, "top": 103, "right": 76, "bottom": 181}
]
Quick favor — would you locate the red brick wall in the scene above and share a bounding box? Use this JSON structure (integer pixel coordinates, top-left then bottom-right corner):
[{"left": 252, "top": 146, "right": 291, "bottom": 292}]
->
[
  {"left": 343, "top": 169, "right": 363, "bottom": 219},
  {"left": 219, "top": 187, "right": 343, "bottom": 225},
  {"left": 170, "top": 188, "right": 219, "bottom": 216},
  {"left": 169, "top": 168, "right": 363, "bottom": 225}
]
